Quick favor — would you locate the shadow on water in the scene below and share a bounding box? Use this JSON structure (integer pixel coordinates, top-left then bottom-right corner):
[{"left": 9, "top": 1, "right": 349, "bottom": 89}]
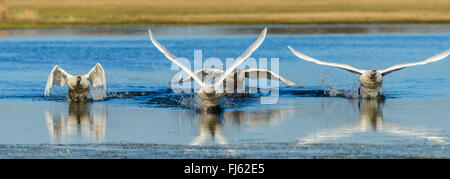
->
[
  {"left": 45, "top": 102, "right": 107, "bottom": 144},
  {"left": 298, "top": 98, "right": 448, "bottom": 145}
]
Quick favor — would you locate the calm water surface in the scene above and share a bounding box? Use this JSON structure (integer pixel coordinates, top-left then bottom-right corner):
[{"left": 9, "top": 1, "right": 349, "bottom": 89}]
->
[{"left": 0, "top": 25, "right": 449, "bottom": 158}]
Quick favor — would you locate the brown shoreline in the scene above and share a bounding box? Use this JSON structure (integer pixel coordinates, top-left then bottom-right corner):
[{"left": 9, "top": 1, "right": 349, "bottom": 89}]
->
[{"left": 0, "top": 0, "right": 449, "bottom": 30}]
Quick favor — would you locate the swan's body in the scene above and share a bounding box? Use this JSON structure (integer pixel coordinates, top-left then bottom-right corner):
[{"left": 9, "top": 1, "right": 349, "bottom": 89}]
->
[
  {"left": 288, "top": 46, "right": 450, "bottom": 98},
  {"left": 173, "top": 68, "right": 304, "bottom": 96},
  {"left": 358, "top": 70, "right": 384, "bottom": 97},
  {"left": 45, "top": 63, "right": 107, "bottom": 101},
  {"left": 197, "top": 85, "right": 224, "bottom": 110},
  {"left": 149, "top": 28, "right": 276, "bottom": 111}
]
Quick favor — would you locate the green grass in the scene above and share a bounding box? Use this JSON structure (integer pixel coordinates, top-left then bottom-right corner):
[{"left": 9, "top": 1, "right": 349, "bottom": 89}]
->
[{"left": 0, "top": 0, "right": 449, "bottom": 29}]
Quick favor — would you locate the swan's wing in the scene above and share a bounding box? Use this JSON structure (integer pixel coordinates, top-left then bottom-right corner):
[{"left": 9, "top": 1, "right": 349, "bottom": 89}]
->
[
  {"left": 288, "top": 46, "right": 365, "bottom": 74},
  {"left": 215, "top": 28, "right": 267, "bottom": 86},
  {"left": 173, "top": 68, "right": 224, "bottom": 84},
  {"left": 45, "top": 65, "right": 72, "bottom": 96},
  {"left": 149, "top": 29, "right": 205, "bottom": 87},
  {"left": 379, "top": 48, "right": 450, "bottom": 76},
  {"left": 86, "top": 63, "right": 107, "bottom": 94},
  {"left": 244, "top": 68, "right": 305, "bottom": 88}
]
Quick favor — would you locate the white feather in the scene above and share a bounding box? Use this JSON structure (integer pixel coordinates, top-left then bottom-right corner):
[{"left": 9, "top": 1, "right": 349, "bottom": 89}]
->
[
  {"left": 181, "top": 68, "right": 225, "bottom": 84},
  {"left": 288, "top": 46, "right": 366, "bottom": 74},
  {"left": 149, "top": 28, "right": 267, "bottom": 90},
  {"left": 44, "top": 65, "right": 72, "bottom": 96},
  {"left": 244, "top": 68, "right": 304, "bottom": 88},
  {"left": 148, "top": 29, "right": 206, "bottom": 87},
  {"left": 380, "top": 48, "right": 450, "bottom": 76},
  {"left": 176, "top": 68, "right": 303, "bottom": 88},
  {"left": 85, "top": 63, "right": 107, "bottom": 95},
  {"left": 215, "top": 28, "right": 267, "bottom": 87}
]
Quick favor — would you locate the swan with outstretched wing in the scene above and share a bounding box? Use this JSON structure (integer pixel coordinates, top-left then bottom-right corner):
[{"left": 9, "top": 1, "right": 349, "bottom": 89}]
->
[
  {"left": 173, "top": 68, "right": 304, "bottom": 94},
  {"left": 149, "top": 28, "right": 272, "bottom": 111},
  {"left": 45, "top": 63, "right": 107, "bottom": 101},
  {"left": 288, "top": 46, "right": 450, "bottom": 98}
]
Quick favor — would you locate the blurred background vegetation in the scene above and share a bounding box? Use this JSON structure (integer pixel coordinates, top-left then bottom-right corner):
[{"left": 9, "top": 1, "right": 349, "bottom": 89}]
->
[
  {"left": 0, "top": 0, "right": 449, "bottom": 29},
  {"left": 0, "top": 0, "right": 6, "bottom": 21}
]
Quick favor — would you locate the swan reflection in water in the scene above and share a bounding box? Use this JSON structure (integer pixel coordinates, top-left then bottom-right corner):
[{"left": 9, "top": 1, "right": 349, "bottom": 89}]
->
[
  {"left": 186, "top": 109, "right": 291, "bottom": 146},
  {"left": 190, "top": 112, "right": 226, "bottom": 146},
  {"left": 358, "top": 99, "right": 383, "bottom": 132},
  {"left": 45, "top": 102, "right": 107, "bottom": 144},
  {"left": 298, "top": 99, "right": 447, "bottom": 145}
]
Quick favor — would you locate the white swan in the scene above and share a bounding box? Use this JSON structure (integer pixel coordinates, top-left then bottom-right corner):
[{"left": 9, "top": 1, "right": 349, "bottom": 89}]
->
[
  {"left": 149, "top": 28, "right": 267, "bottom": 111},
  {"left": 45, "top": 63, "right": 107, "bottom": 101},
  {"left": 288, "top": 46, "right": 450, "bottom": 98}
]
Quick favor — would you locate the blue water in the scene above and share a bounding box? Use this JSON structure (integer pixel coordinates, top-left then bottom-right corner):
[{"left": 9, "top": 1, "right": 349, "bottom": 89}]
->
[
  {"left": 0, "top": 25, "right": 449, "bottom": 158},
  {"left": 1, "top": 28, "right": 449, "bottom": 99}
]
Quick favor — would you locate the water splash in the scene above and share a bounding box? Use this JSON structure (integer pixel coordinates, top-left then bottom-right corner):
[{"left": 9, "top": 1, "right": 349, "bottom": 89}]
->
[
  {"left": 107, "top": 91, "right": 152, "bottom": 99},
  {"left": 178, "top": 94, "right": 200, "bottom": 109},
  {"left": 222, "top": 97, "right": 239, "bottom": 108},
  {"left": 90, "top": 87, "right": 107, "bottom": 101},
  {"left": 320, "top": 74, "right": 360, "bottom": 99}
]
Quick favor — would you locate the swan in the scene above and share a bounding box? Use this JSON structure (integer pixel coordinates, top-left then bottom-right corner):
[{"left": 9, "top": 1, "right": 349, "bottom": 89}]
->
[
  {"left": 149, "top": 28, "right": 268, "bottom": 111},
  {"left": 288, "top": 46, "right": 450, "bottom": 98},
  {"left": 44, "top": 63, "right": 107, "bottom": 101}
]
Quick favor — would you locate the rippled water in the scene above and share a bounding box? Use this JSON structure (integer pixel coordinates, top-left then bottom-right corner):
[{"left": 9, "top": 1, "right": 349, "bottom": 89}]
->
[{"left": 0, "top": 25, "right": 449, "bottom": 158}]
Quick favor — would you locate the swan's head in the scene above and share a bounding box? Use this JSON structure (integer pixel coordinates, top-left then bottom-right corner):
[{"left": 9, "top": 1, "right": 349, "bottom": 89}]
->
[
  {"left": 77, "top": 76, "right": 81, "bottom": 85},
  {"left": 361, "top": 70, "right": 382, "bottom": 83},
  {"left": 371, "top": 70, "right": 377, "bottom": 76},
  {"left": 369, "top": 70, "right": 379, "bottom": 79}
]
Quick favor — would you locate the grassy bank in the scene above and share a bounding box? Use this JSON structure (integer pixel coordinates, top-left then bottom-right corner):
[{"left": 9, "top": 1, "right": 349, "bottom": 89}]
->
[{"left": 0, "top": 0, "right": 449, "bottom": 29}]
